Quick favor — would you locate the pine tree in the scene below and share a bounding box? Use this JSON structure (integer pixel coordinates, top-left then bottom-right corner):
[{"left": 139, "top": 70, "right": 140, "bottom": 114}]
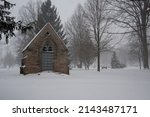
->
[
  {"left": 36, "top": 0, "right": 66, "bottom": 42},
  {"left": 0, "top": 0, "right": 16, "bottom": 43},
  {"left": 111, "top": 51, "right": 126, "bottom": 69},
  {"left": 15, "top": 0, "right": 66, "bottom": 64},
  {"left": 0, "top": 0, "right": 34, "bottom": 44}
]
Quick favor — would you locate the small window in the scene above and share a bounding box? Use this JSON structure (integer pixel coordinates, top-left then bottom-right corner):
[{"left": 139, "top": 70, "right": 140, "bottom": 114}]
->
[{"left": 43, "top": 44, "right": 53, "bottom": 52}]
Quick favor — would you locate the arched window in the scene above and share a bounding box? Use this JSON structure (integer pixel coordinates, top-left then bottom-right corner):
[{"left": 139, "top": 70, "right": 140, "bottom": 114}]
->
[{"left": 43, "top": 43, "right": 53, "bottom": 52}]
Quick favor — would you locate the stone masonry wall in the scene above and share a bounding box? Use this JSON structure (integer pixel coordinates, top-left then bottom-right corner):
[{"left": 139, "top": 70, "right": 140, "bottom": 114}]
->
[{"left": 21, "top": 23, "right": 69, "bottom": 75}]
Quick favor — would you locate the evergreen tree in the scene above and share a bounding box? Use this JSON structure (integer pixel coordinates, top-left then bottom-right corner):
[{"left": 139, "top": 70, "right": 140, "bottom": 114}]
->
[
  {"left": 0, "top": 0, "right": 16, "bottom": 43},
  {"left": 111, "top": 51, "right": 126, "bottom": 69},
  {"left": 15, "top": 0, "right": 67, "bottom": 64},
  {"left": 36, "top": 0, "right": 66, "bottom": 42},
  {"left": 0, "top": 0, "right": 34, "bottom": 44}
]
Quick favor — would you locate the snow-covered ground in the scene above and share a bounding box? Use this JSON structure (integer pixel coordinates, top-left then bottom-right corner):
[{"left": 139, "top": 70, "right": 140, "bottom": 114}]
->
[{"left": 0, "top": 67, "right": 150, "bottom": 100}]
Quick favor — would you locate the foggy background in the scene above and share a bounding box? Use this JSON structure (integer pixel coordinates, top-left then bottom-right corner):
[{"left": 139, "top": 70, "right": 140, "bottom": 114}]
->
[{"left": 0, "top": 0, "right": 150, "bottom": 69}]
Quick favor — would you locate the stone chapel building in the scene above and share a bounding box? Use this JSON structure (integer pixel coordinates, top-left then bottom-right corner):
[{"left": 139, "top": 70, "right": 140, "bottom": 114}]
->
[{"left": 20, "top": 23, "right": 69, "bottom": 75}]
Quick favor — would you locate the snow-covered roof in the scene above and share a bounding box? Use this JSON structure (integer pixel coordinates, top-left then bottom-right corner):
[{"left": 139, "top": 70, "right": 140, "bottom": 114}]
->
[{"left": 22, "top": 23, "right": 67, "bottom": 52}]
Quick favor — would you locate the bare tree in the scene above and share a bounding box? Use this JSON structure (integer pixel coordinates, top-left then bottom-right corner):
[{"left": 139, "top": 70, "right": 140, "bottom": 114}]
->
[
  {"left": 84, "top": 0, "right": 112, "bottom": 71},
  {"left": 65, "top": 4, "right": 96, "bottom": 69},
  {"left": 19, "top": 0, "right": 42, "bottom": 37},
  {"left": 14, "top": 32, "right": 32, "bottom": 64},
  {"left": 107, "top": 0, "right": 150, "bottom": 69},
  {"left": 14, "top": 0, "right": 41, "bottom": 63}
]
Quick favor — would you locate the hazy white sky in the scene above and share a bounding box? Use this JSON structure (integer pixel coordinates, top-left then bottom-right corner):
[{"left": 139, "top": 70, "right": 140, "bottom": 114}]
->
[{"left": 9, "top": 0, "right": 86, "bottom": 23}]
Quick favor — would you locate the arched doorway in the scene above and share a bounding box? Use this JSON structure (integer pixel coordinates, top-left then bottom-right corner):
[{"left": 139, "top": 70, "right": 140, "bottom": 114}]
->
[{"left": 42, "top": 43, "right": 54, "bottom": 71}]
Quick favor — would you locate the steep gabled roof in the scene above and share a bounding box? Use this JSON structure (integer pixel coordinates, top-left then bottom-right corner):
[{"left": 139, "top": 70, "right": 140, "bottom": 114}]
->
[{"left": 22, "top": 23, "right": 67, "bottom": 52}]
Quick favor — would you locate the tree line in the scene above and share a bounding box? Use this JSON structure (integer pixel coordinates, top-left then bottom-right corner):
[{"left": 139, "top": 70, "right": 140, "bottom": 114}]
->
[
  {"left": 0, "top": 0, "right": 66, "bottom": 67},
  {"left": 0, "top": 0, "right": 150, "bottom": 70},
  {"left": 107, "top": 0, "right": 150, "bottom": 69},
  {"left": 66, "top": 0, "right": 150, "bottom": 70}
]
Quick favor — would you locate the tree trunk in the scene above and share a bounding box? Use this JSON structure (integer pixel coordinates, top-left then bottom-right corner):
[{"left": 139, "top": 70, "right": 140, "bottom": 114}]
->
[
  {"left": 97, "top": 44, "right": 100, "bottom": 72},
  {"left": 141, "top": 25, "right": 149, "bottom": 69},
  {"left": 141, "top": 1, "right": 149, "bottom": 69},
  {"left": 138, "top": 52, "right": 141, "bottom": 70},
  {"left": 142, "top": 43, "right": 149, "bottom": 69}
]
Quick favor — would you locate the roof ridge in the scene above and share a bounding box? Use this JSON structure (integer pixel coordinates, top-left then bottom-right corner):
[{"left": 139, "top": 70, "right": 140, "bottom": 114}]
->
[{"left": 22, "top": 23, "right": 67, "bottom": 52}]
